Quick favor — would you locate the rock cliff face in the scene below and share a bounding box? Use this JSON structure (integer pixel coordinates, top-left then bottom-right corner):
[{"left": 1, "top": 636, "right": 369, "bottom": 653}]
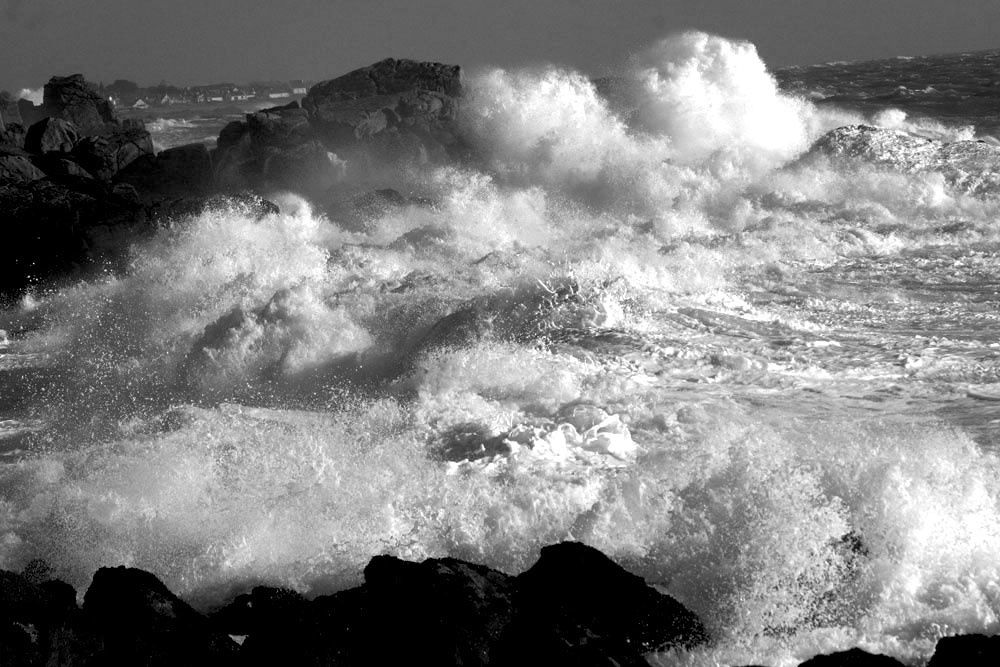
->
[
  {"left": 40, "top": 74, "right": 117, "bottom": 134},
  {"left": 303, "top": 58, "right": 462, "bottom": 159},
  {"left": 2, "top": 59, "right": 461, "bottom": 292},
  {"left": 0, "top": 76, "right": 167, "bottom": 292},
  {"left": 211, "top": 59, "right": 464, "bottom": 196}
]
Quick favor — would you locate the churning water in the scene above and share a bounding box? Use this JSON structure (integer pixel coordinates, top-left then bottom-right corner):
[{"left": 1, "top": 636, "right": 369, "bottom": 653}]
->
[{"left": 3, "top": 33, "right": 1000, "bottom": 666}]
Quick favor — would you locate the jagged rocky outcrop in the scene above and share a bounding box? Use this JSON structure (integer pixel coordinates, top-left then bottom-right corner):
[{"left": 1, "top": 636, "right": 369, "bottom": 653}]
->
[
  {"left": 303, "top": 58, "right": 462, "bottom": 159},
  {"left": 802, "top": 125, "right": 1000, "bottom": 196},
  {"left": 211, "top": 102, "right": 343, "bottom": 195},
  {"left": 0, "top": 177, "right": 147, "bottom": 289},
  {"left": 0, "top": 75, "right": 242, "bottom": 293},
  {"left": 1, "top": 60, "right": 466, "bottom": 292},
  {"left": 24, "top": 117, "right": 80, "bottom": 155},
  {"left": 84, "top": 566, "right": 240, "bottom": 666},
  {"left": 38, "top": 74, "right": 116, "bottom": 134},
  {"left": 118, "top": 141, "right": 214, "bottom": 202},
  {"left": 796, "top": 648, "right": 905, "bottom": 666},
  {"left": 3, "top": 543, "right": 1000, "bottom": 666},
  {"left": 0, "top": 543, "right": 707, "bottom": 666},
  {"left": 223, "top": 541, "right": 705, "bottom": 666},
  {"left": 211, "top": 58, "right": 463, "bottom": 196}
]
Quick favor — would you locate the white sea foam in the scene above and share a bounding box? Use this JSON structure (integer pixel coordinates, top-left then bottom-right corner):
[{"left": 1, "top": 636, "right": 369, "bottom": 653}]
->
[
  {"left": 628, "top": 32, "right": 816, "bottom": 168},
  {"left": 2, "top": 33, "right": 1000, "bottom": 667}
]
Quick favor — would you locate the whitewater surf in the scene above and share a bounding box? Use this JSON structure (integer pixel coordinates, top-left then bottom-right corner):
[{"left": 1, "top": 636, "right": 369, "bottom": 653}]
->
[{"left": 2, "top": 33, "right": 1000, "bottom": 666}]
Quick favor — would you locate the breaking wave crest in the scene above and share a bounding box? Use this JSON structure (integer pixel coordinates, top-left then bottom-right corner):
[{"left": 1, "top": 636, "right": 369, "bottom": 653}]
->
[{"left": 3, "top": 32, "right": 1000, "bottom": 667}]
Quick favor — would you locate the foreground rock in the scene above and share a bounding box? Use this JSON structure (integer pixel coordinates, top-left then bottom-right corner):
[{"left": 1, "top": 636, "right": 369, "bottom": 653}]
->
[
  {"left": 503, "top": 542, "right": 707, "bottom": 665},
  {"left": 225, "top": 541, "right": 705, "bottom": 666},
  {"left": 926, "top": 634, "right": 1000, "bottom": 666},
  {"left": 797, "top": 648, "right": 905, "bottom": 666},
  {"left": 84, "top": 566, "right": 239, "bottom": 666},
  {"left": 4, "top": 544, "right": 1000, "bottom": 666}
]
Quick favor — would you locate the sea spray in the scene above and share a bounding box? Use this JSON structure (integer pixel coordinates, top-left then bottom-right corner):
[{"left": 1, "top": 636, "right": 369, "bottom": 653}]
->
[{"left": 2, "top": 33, "right": 1000, "bottom": 667}]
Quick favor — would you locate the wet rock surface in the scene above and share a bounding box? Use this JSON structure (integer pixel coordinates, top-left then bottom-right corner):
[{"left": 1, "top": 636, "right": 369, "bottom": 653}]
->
[
  {"left": 802, "top": 124, "right": 1000, "bottom": 195},
  {"left": 0, "top": 60, "right": 466, "bottom": 293},
  {"left": 797, "top": 648, "right": 906, "bottom": 666},
  {"left": 219, "top": 541, "right": 704, "bottom": 667},
  {"left": 3, "top": 544, "right": 994, "bottom": 666}
]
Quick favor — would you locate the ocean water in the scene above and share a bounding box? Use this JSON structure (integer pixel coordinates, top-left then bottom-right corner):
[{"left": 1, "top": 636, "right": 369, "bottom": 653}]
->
[{"left": 3, "top": 34, "right": 1000, "bottom": 666}]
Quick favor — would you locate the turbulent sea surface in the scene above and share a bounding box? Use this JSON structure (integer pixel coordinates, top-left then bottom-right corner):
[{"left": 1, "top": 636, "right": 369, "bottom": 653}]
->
[{"left": 3, "top": 35, "right": 1000, "bottom": 665}]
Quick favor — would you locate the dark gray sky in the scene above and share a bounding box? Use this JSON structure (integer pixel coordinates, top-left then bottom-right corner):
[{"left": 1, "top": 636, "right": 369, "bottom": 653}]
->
[{"left": 2, "top": 0, "right": 998, "bottom": 90}]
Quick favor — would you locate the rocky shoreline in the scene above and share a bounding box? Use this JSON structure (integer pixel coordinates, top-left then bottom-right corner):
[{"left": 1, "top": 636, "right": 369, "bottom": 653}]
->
[
  {"left": 0, "top": 541, "right": 995, "bottom": 666},
  {"left": 5, "top": 61, "right": 1000, "bottom": 667},
  {"left": 4, "top": 59, "right": 998, "bottom": 297},
  {"left": 0, "top": 59, "right": 464, "bottom": 296}
]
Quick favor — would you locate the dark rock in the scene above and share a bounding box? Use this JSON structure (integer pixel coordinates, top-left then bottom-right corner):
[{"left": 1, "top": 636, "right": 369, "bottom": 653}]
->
[
  {"left": 0, "top": 91, "right": 23, "bottom": 128},
  {"left": 246, "top": 108, "right": 311, "bottom": 149},
  {"left": 238, "top": 543, "right": 705, "bottom": 667},
  {"left": 211, "top": 586, "right": 306, "bottom": 637},
  {"left": 24, "top": 117, "right": 80, "bottom": 154},
  {"left": 303, "top": 58, "right": 463, "bottom": 162},
  {"left": 259, "top": 139, "right": 342, "bottom": 192},
  {"left": 0, "top": 153, "right": 46, "bottom": 182},
  {"left": 83, "top": 566, "right": 238, "bottom": 666},
  {"left": 17, "top": 98, "right": 45, "bottom": 127},
  {"left": 117, "top": 142, "right": 212, "bottom": 202},
  {"left": 212, "top": 108, "right": 340, "bottom": 195},
  {"left": 798, "top": 648, "right": 906, "bottom": 666},
  {"left": 73, "top": 120, "right": 154, "bottom": 180},
  {"left": 500, "top": 542, "right": 709, "bottom": 665},
  {"left": 0, "top": 177, "right": 146, "bottom": 291},
  {"left": 361, "top": 555, "right": 517, "bottom": 665},
  {"left": 41, "top": 74, "right": 116, "bottom": 134},
  {"left": 216, "top": 119, "right": 248, "bottom": 152},
  {"left": 34, "top": 155, "right": 95, "bottom": 180},
  {"left": 927, "top": 634, "right": 1000, "bottom": 666},
  {"left": 240, "top": 555, "right": 518, "bottom": 667},
  {"left": 1, "top": 122, "right": 26, "bottom": 150},
  {"left": 0, "top": 569, "right": 97, "bottom": 667}
]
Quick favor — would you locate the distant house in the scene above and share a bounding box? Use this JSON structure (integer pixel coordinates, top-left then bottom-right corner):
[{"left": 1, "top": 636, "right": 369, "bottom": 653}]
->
[
  {"left": 290, "top": 80, "right": 308, "bottom": 95},
  {"left": 160, "top": 94, "right": 184, "bottom": 105},
  {"left": 268, "top": 90, "right": 291, "bottom": 100},
  {"left": 132, "top": 98, "right": 149, "bottom": 109}
]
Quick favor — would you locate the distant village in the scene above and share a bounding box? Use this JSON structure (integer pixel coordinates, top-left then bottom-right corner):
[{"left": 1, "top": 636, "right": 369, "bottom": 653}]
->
[{"left": 98, "top": 78, "right": 312, "bottom": 109}]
